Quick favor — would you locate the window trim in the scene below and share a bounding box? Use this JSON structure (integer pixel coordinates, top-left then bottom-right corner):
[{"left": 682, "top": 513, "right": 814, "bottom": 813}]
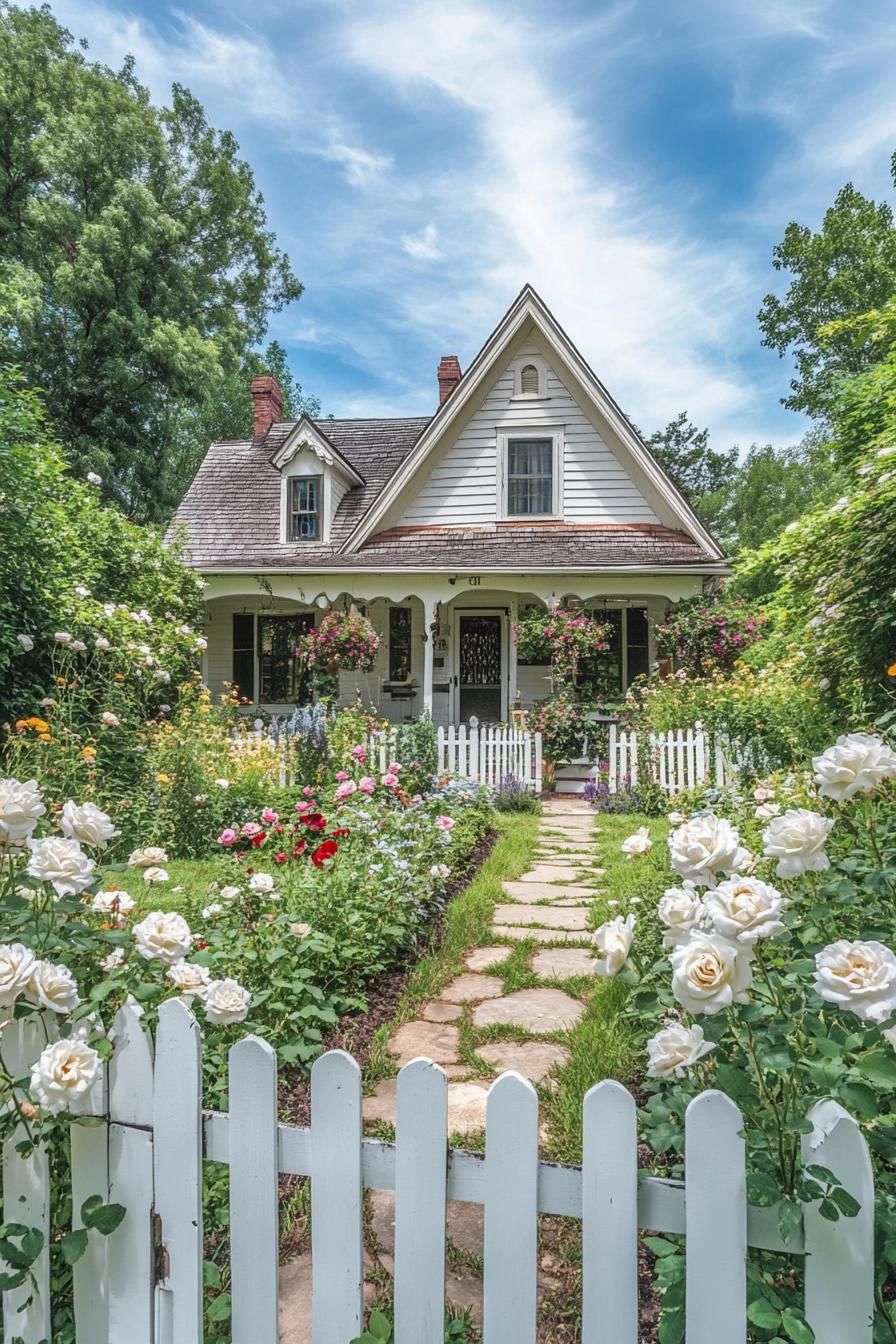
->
[
  {"left": 497, "top": 425, "right": 564, "bottom": 521},
  {"left": 288, "top": 474, "right": 323, "bottom": 542}
]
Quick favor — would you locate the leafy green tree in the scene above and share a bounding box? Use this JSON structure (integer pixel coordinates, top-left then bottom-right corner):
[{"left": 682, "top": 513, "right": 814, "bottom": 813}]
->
[
  {"left": 647, "top": 412, "right": 738, "bottom": 538},
  {"left": 0, "top": 364, "right": 203, "bottom": 725},
  {"left": 758, "top": 175, "right": 896, "bottom": 419},
  {"left": 0, "top": 3, "right": 303, "bottom": 519},
  {"left": 729, "top": 434, "right": 839, "bottom": 552}
]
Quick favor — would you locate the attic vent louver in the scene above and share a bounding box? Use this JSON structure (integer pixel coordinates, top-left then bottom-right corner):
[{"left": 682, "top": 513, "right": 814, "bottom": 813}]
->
[{"left": 520, "top": 363, "right": 539, "bottom": 394}]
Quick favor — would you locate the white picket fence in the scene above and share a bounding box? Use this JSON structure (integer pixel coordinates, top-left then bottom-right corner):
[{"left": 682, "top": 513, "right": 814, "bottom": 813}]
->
[
  {"left": 437, "top": 724, "right": 542, "bottom": 792},
  {"left": 608, "top": 721, "right": 740, "bottom": 795},
  {"left": 2, "top": 1001, "right": 875, "bottom": 1344},
  {"left": 230, "top": 722, "right": 295, "bottom": 786}
]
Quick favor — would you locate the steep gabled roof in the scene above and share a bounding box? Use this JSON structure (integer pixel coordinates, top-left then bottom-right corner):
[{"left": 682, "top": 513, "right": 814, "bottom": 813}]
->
[{"left": 340, "top": 284, "right": 725, "bottom": 562}]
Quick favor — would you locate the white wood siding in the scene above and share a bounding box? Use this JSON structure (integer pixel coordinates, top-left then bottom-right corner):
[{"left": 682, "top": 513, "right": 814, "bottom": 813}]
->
[{"left": 398, "top": 343, "right": 658, "bottom": 527}]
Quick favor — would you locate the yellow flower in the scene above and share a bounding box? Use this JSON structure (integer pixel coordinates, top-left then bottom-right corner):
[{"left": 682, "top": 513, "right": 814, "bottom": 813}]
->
[
  {"left": 157, "top": 773, "right": 172, "bottom": 785},
  {"left": 38, "top": 732, "right": 53, "bottom": 743},
  {"left": 25, "top": 717, "right": 49, "bottom": 733},
  {"left": 81, "top": 746, "right": 96, "bottom": 760}
]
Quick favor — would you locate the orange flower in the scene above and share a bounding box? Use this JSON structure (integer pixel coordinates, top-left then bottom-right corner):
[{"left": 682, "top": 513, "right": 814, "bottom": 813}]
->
[
  {"left": 56, "top": 677, "right": 66, "bottom": 686},
  {"left": 38, "top": 732, "right": 52, "bottom": 743},
  {"left": 888, "top": 662, "right": 896, "bottom": 678},
  {"left": 81, "top": 746, "right": 96, "bottom": 760},
  {"left": 24, "top": 717, "right": 49, "bottom": 733},
  {"left": 15, "top": 719, "right": 26, "bottom": 731}
]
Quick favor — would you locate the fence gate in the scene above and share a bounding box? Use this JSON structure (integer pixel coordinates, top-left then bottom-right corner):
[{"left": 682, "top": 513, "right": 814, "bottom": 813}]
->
[{"left": 1, "top": 1001, "right": 875, "bottom": 1344}]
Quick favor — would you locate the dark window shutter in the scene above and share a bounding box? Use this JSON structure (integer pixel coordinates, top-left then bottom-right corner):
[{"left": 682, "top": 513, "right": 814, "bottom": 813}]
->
[{"left": 232, "top": 614, "right": 255, "bottom": 701}]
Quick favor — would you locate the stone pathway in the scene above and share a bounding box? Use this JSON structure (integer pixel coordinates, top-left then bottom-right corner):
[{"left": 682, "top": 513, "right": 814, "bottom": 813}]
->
[{"left": 279, "top": 795, "right": 599, "bottom": 1340}]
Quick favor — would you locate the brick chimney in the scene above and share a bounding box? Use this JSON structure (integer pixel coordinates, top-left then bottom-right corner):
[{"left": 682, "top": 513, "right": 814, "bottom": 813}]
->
[
  {"left": 251, "top": 375, "right": 284, "bottom": 438},
  {"left": 437, "top": 355, "right": 462, "bottom": 406}
]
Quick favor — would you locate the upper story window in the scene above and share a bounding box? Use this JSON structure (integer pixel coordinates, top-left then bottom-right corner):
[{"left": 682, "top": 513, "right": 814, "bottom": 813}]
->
[
  {"left": 520, "top": 363, "right": 539, "bottom": 395},
  {"left": 289, "top": 476, "right": 321, "bottom": 540},
  {"left": 507, "top": 438, "right": 553, "bottom": 515}
]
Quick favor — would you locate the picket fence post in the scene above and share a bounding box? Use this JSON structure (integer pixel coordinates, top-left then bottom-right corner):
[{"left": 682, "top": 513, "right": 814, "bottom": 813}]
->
[
  {"left": 483, "top": 1072, "right": 539, "bottom": 1344},
  {"left": 581, "top": 1080, "right": 638, "bottom": 1343},
  {"left": 310, "top": 1050, "right": 364, "bottom": 1343},
  {"left": 802, "top": 1101, "right": 875, "bottom": 1344},
  {"left": 608, "top": 723, "right": 618, "bottom": 792},
  {"left": 394, "top": 1060, "right": 448, "bottom": 1344},
  {"left": 229, "top": 1036, "right": 280, "bottom": 1343},
  {"left": 685, "top": 1090, "right": 747, "bottom": 1342}
]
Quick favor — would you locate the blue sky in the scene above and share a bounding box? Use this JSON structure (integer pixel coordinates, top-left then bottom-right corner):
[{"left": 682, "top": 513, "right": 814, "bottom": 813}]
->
[{"left": 49, "top": 0, "right": 896, "bottom": 449}]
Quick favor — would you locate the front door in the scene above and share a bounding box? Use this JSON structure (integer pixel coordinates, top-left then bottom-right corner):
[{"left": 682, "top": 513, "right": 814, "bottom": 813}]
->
[{"left": 457, "top": 614, "right": 503, "bottom": 723}]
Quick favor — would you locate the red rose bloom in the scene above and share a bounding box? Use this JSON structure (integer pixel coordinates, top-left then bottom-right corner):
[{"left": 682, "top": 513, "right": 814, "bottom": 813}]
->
[
  {"left": 250, "top": 831, "right": 267, "bottom": 847},
  {"left": 331, "top": 827, "right": 351, "bottom": 838},
  {"left": 311, "top": 839, "right": 338, "bottom": 867},
  {"left": 274, "top": 851, "right": 288, "bottom": 864},
  {"left": 303, "top": 813, "right": 327, "bottom": 832},
  {"left": 293, "top": 840, "right": 307, "bottom": 857}
]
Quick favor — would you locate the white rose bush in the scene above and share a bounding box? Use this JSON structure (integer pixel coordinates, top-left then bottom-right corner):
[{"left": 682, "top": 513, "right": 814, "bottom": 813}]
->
[{"left": 606, "top": 730, "right": 896, "bottom": 1340}]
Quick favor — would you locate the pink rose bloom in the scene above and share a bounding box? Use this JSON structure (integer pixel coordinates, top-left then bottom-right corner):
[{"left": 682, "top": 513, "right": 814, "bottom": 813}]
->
[
  {"left": 350, "top": 745, "right": 367, "bottom": 763},
  {"left": 261, "top": 808, "right": 279, "bottom": 825},
  {"left": 382, "top": 772, "right": 399, "bottom": 788},
  {"left": 241, "top": 822, "right": 264, "bottom": 839},
  {"left": 218, "top": 828, "right": 237, "bottom": 847},
  {"left": 303, "top": 786, "right": 314, "bottom": 797},
  {"left": 388, "top": 761, "right": 401, "bottom": 774},
  {"left": 335, "top": 770, "right": 350, "bottom": 782},
  {"left": 295, "top": 800, "right": 311, "bottom": 814},
  {"left": 334, "top": 780, "right": 357, "bottom": 800},
  {"left": 435, "top": 815, "right": 455, "bottom": 831},
  {"left": 359, "top": 776, "right": 376, "bottom": 794}
]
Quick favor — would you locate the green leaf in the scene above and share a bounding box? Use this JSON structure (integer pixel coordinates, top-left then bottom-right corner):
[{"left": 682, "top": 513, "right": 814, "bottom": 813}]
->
[
  {"left": 81, "top": 1198, "right": 126, "bottom": 1235},
  {"left": 367, "top": 1310, "right": 392, "bottom": 1340},
  {"left": 643, "top": 1236, "right": 680, "bottom": 1258},
  {"left": 59, "top": 1228, "right": 89, "bottom": 1265},
  {"left": 776, "top": 1199, "right": 803, "bottom": 1245},
  {"left": 748, "top": 1298, "right": 783, "bottom": 1329},
  {"left": 658, "top": 1309, "right": 685, "bottom": 1344},
  {"left": 781, "top": 1311, "right": 816, "bottom": 1344},
  {"left": 206, "top": 1292, "right": 232, "bottom": 1323},
  {"left": 855, "top": 1051, "right": 896, "bottom": 1088},
  {"left": 829, "top": 1186, "right": 861, "bottom": 1218},
  {"left": 203, "top": 1260, "right": 222, "bottom": 1289},
  {"left": 747, "top": 1172, "right": 780, "bottom": 1207}
]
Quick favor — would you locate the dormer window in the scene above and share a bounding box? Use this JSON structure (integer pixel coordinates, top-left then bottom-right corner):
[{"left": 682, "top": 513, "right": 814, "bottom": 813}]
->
[
  {"left": 497, "top": 426, "right": 564, "bottom": 520},
  {"left": 520, "top": 363, "right": 539, "bottom": 395},
  {"left": 290, "top": 476, "right": 321, "bottom": 540}
]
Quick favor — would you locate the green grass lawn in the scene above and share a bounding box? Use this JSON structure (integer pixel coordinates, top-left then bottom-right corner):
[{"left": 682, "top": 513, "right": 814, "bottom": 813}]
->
[{"left": 109, "top": 857, "right": 223, "bottom": 913}]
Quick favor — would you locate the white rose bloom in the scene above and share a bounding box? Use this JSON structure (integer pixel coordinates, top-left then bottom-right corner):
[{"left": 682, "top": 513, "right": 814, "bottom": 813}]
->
[
  {"left": 133, "top": 911, "right": 193, "bottom": 964},
  {"left": 28, "top": 960, "right": 80, "bottom": 1014},
  {"left": 30, "top": 1039, "right": 101, "bottom": 1113},
  {"left": 128, "top": 846, "right": 169, "bottom": 868},
  {"left": 430, "top": 864, "right": 450, "bottom": 879},
  {"left": 762, "top": 809, "right": 833, "bottom": 879},
  {"left": 647, "top": 1022, "right": 716, "bottom": 1078},
  {"left": 86, "top": 471, "right": 102, "bottom": 485},
  {"left": 95, "top": 638, "right": 111, "bottom": 651},
  {"left": 195, "top": 637, "right": 208, "bottom": 651},
  {"left": 0, "top": 778, "right": 46, "bottom": 849},
  {"left": 704, "top": 877, "right": 788, "bottom": 943},
  {"left": 814, "top": 940, "right": 896, "bottom": 1023},
  {"left": 592, "top": 914, "right": 635, "bottom": 977},
  {"left": 74, "top": 585, "right": 91, "bottom": 597},
  {"left": 90, "top": 889, "right": 135, "bottom": 922},
  {"left": 811, "top": 733, "right": 896, "bottom": 802},
  {"left": 657, "top": 884, "right": 707, "bottom": 947},
  {"left": 621, "top": 826, "right": 652, "bottom": 857},
  {"left": 291, "top": 922, "right": 313, "bottom": 937},
  {"left": 214, "top": 778, "right": 230, "bottom": 789},
  {"left": 16, "top": 633, "right": 34, "bottom": 652},
  {"left": 204, "top": 978, "right": 251, "bottom": 1025},
  {"left": 54, "top": 631, "right": 72, "bottom": 644},
  {"left": 59, "top": 800, "right": 119, "bottom": 849},
  {"left": 101, "top": 947, "right": 125, "bottom": 973},
  {"left": 666, "top": 810, "right": 686, "bottom": 824},
  {"left": 754, "top": 802, "right": 781, "bottom": 820},
  {"left": 219, "top": 886, "right": 241, "bottom": 902},
  {"left": 202, "top": 903, "right": 223, "bottom": 919},
  {"left": 667, "top": 815, "right": 750, "bottom": 887},
  {"left": 248, "top": 872, "right": 274, "bottom": 893},
  {"left": 143, "top": 866, "right": 169, "bottom": 885},
  {"left": 670, "top": 932, "right": 753, "bottom": 1015},
  {"left": 70, "top": 640, "right": 87, "bottom": 653},
  {"left": 0, "top": 943, "right": 37, "bottom": 1006},
  {"left": 100, "top": 710, "right": 118, "bottom": 725},
  {"left": 166, "top": 961, "right": 211, "bottom": 1001},
  {"left": 27, "top": 836, "right": 96, "bottom": 896}
]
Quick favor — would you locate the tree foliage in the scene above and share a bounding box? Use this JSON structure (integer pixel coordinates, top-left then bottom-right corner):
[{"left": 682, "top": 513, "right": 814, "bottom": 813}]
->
[
  {"left": 0, "top": 364, "right": 203, "bottom": 725},
  {"left": 758, "top": 174, "right": 896, "bottom": 419},
  {"left": 647, "top": 412, "right": 737, "bottom": 538},
  {"left": 0, "top": 3, "right": 305, "bottom": 519}
]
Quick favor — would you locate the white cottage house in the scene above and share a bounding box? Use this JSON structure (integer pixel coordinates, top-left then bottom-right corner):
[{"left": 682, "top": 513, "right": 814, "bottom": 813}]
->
[{"left": 170, "top": 286, "right": 728, "bottom": 724}]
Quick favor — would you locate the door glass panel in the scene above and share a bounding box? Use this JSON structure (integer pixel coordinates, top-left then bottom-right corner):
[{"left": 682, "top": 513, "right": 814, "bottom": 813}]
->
[{"left": 459, "top": 615, "right": 502, "bottom": 722}]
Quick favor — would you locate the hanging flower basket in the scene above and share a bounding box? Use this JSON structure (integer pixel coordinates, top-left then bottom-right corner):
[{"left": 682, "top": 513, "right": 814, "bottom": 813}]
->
[{"left": 299, "top": 610, "right": 380, "bottom": 673}]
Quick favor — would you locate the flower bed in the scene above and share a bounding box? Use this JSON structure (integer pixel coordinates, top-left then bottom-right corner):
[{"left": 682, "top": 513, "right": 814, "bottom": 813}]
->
[{"left": 591, "top": 732, "right": 896, "bottom": 1339}]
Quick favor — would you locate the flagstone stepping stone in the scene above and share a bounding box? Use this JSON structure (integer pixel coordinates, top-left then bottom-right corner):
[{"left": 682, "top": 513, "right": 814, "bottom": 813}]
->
[
  {"left": 472, "top": 987, "right": 584, "bottom": 1033},
  {"left": 492, "top": 925, "right": 592, "bottom": 944},
  {"left": 364, "top": 1077, "right": 491, "bottom": 1135},
  {"left": 423, "top": 1001, "right": 463, "bottom": 1023},
  {"left": 475, "top": 1040, "right": 570, "bottom": 1083},
  {"left": 531, "top": 948, "right": 596, "bottom": 979},
  {"left": 440, "top": 973, "right": 504, "bottom": 1003},
  {"left": 502, "top": 881, "right": 596, "bottom": 903},
  {"left": 519, "top": 864, "right": 589, "bottom": 883},
  {"left": 493, "top": 903, "right": 590, "bottom": 930},
  {"left": 388, "top": 1020, "right": 459, "bottom": 1066},
  {"left": 465, "top": 946, "right": 512, "bottom": 971}
]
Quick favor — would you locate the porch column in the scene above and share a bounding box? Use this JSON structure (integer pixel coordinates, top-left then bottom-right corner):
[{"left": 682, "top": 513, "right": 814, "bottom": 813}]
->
[
  {"left": 422, "top": 597, "right": 436, "bottom": 717},
  {"left": 508, "top": 596, "right": 519, "bottom": 715}
]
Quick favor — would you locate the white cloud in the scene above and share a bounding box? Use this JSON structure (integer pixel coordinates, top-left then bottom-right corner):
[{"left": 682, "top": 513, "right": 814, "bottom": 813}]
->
[{"left": 401, "top": 223, "right": 443, "bottom": 261}]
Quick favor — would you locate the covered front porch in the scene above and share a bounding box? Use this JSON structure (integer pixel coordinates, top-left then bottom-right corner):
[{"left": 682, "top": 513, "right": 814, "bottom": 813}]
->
[{"left": 199, "top": 571, "right": 707, "bottom": 725}]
